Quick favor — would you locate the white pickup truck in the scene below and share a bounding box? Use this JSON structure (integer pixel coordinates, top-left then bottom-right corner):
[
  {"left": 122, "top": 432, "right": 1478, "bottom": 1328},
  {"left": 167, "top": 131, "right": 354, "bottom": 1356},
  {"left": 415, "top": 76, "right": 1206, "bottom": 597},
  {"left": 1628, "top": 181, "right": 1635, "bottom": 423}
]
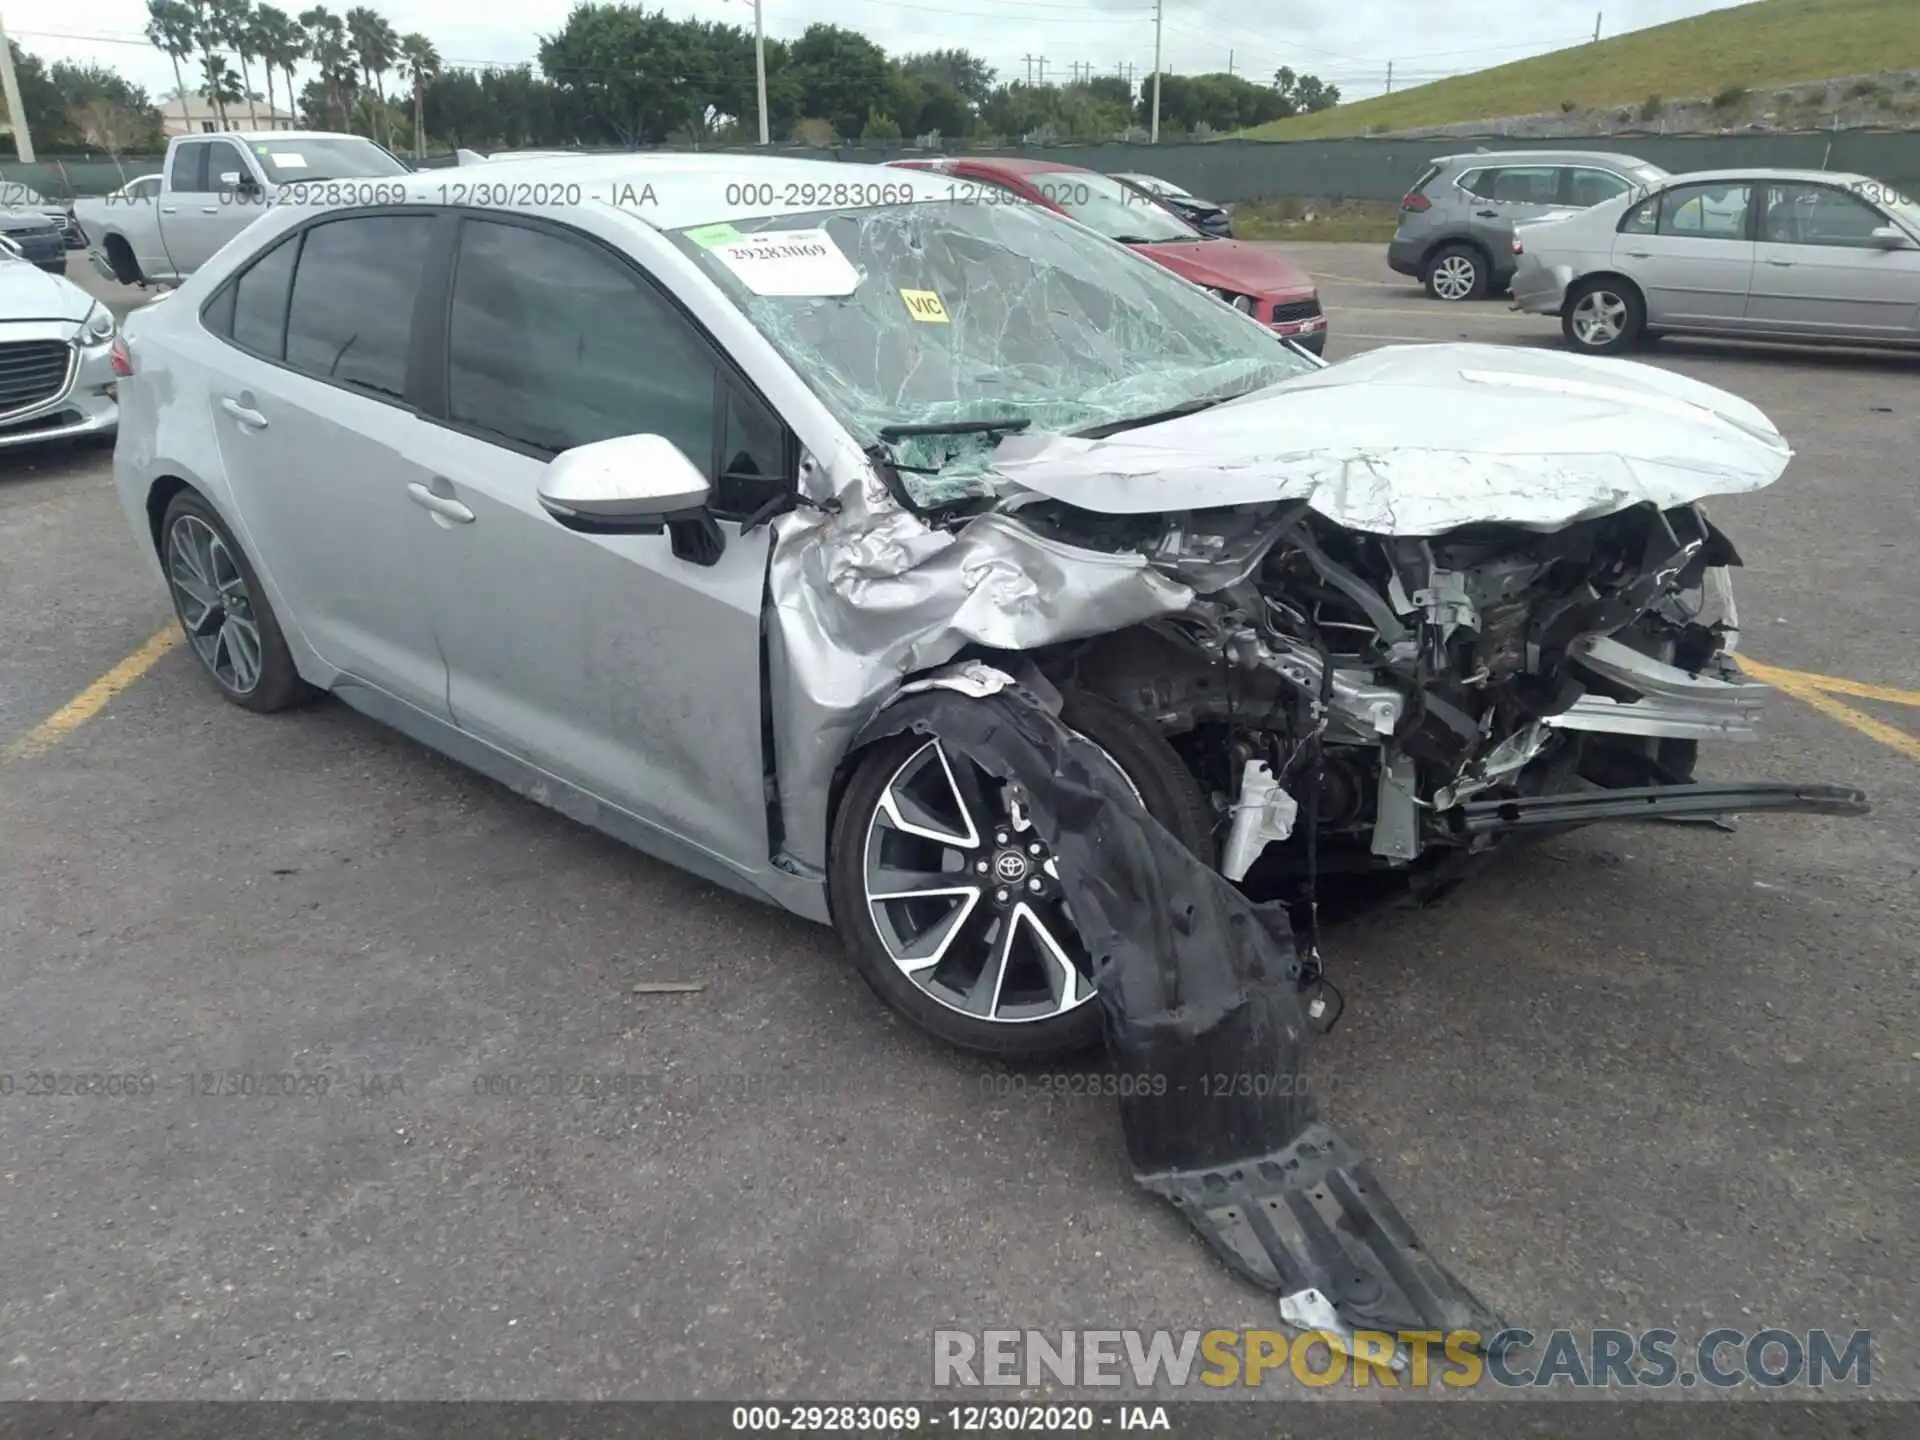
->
[{"left": 76, "top": 130, "right": 412, "bottom": 287}]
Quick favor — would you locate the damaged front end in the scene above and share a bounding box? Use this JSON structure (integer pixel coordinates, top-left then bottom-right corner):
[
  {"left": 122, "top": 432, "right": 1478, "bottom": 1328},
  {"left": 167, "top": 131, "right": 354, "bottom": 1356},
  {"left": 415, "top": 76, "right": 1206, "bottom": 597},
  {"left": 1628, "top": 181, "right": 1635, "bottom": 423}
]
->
[
  {"left": 755, "top": 330, "right": 1869, "bottom": 1349},
  {"left": 1015, "top": 494, "right": 1866, "bottom": 899}
]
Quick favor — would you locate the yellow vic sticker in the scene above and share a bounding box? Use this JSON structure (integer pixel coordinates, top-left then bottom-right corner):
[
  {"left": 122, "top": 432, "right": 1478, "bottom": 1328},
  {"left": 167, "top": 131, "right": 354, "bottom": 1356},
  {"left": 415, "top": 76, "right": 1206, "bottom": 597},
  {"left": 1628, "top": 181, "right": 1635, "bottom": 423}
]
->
[{"left": 900, "top": 289, "right": 950, "bottom": 323}]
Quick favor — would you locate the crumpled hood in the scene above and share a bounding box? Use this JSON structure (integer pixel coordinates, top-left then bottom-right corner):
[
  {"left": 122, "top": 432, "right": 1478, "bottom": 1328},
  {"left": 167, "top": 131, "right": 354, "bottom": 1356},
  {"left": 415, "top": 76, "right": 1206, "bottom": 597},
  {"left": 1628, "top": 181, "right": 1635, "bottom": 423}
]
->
[
  {"left": 1133, "top": 238, "right": 1316, "bottom": 298},
  {"left": 989, "top": 343, "right": 1792, "bottom": 535},
  {"left": 0, "top": 260, "right": 89, "bottom": 322}
]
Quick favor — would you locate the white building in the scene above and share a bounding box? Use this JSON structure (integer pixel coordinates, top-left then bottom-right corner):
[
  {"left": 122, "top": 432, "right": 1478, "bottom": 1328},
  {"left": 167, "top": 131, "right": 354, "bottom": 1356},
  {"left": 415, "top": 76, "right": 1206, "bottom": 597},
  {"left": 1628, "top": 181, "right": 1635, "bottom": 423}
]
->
[{"left": 159, "top": 94, "right": 300, "bottom": 138}]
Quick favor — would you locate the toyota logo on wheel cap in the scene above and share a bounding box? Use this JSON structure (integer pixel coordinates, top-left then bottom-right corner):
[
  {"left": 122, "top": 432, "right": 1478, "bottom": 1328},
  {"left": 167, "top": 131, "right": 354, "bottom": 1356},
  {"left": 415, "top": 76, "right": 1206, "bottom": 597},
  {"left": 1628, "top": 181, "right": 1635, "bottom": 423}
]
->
[{"left": 993, "top": 851, "right": 1030, "bottom": 884}]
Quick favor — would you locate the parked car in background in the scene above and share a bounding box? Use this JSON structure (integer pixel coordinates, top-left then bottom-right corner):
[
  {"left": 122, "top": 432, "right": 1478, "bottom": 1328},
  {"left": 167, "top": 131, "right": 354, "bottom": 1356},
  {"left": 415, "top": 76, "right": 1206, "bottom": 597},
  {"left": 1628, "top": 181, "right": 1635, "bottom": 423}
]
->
[
  {"left": 1110, "top": 171, "right": 1233, "bottom": 236},
  {"left": 0, "top": 204, "right": 68, "bottom": 274},
  {"left": 890, "top": 156, "right": 1325, "bottom": 351},
  {"left": 0, "top": 235, "right": 119, "bottom": 449},
  {"left": 1511, "top": 168, "right": 1920, "bottom": 353},
  {"left": 1, "top": 181, "right": 86, "bottom": 247},
  {"left": 75, "top": 131, "right": 410, "bottom": 288},
  {"left": 1390, "top": 150, "right": 1669, "bottom": 301}
]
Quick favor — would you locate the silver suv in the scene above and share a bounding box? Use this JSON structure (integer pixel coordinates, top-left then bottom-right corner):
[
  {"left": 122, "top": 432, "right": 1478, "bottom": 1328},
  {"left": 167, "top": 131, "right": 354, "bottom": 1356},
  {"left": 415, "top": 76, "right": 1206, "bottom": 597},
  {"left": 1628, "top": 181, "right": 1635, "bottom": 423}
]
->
[{"left": 1388, "top": 150, "right": 1669, "bottom": 301}]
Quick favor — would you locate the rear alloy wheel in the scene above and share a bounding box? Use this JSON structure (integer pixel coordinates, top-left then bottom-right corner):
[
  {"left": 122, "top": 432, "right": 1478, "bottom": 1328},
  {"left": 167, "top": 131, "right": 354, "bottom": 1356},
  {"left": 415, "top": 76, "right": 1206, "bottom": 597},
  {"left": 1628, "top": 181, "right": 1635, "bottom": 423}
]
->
[
  {"left": 161, "top": 491, "right": 314, "bottom": 713},
  {"left": 1423, "top": 244, "right": 1487, "bottom": 302},
  {"left": 1562, "top": 277, "right": 1646, "bottom": 354},
  {"left": 829, "top": 692, "right": 1211, "bottom": 1060}
]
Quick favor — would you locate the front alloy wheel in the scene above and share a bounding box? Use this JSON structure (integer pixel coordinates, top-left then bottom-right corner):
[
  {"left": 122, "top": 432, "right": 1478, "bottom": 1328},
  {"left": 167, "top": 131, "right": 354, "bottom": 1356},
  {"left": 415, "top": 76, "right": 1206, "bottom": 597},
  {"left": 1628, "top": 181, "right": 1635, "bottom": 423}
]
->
[
  {"left": 829, "top": 691, "right": 1213, "bottom": 1060},
  {"left": 1562, "top": 277, "right": 1646, "bottom": 354},
  {"left": 863, "top": 737, "right": 1098, "bottom": 1026}
]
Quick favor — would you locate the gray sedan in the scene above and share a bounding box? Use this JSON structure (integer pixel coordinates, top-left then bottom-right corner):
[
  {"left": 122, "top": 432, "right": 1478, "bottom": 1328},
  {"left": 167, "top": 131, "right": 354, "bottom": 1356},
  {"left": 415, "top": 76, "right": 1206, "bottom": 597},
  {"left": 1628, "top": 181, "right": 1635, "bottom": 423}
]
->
[
  {"left": 0, "top": 238, "right": 120, "bottom": 449},
  {"left": 111, "top": 154, "right": 1854, "bottom": 1063},
  {"left": 1511, "top": 168, "right": 1920, "bottom": 352}
]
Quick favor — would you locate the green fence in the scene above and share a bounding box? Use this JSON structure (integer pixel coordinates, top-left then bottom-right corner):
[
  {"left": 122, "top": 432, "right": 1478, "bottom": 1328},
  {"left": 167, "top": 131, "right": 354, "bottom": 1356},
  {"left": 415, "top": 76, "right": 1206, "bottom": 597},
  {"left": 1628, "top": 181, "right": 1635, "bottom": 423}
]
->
[{"left": 7, "top": 128, "right": 1916, "bottom": 202}]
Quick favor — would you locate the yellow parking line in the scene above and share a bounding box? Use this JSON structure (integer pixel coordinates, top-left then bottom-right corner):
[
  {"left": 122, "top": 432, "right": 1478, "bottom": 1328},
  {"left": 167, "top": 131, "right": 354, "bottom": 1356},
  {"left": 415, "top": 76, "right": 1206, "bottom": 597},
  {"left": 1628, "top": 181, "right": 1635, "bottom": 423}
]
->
[
  {"left": 1740, "top": 657, "right": 1920, "bottom": 762},
  {"left": 2, "top": 624, "right": 181, "bottom": 764}
]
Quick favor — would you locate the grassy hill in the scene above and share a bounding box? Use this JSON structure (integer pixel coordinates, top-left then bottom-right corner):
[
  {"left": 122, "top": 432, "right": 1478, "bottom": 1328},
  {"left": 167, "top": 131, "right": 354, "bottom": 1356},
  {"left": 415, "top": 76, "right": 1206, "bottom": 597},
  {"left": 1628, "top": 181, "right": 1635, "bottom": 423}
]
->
[{"left": 1241, "top": 0, "right": 1920, "bottom": 139}]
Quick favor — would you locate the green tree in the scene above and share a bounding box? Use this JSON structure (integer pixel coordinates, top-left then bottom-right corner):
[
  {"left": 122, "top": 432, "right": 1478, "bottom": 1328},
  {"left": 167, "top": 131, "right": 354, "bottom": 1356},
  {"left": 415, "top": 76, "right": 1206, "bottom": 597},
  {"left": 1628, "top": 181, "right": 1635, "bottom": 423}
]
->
[
  {"left": 539, "top": 4, "right": 707, "bottom": 146},
  {"left": 145, "top": 0, "right": 198, "bottom": 134},
  {"left": 860, "top": 108, "right": 900, "bottom": 141},
  {"left": 212, "top": 0, "right": 260, "bottom": 128},
  {"left": 298, "top": 7, "right": 355, "bottom": 131},
  {"left": 199, "top": 54, "right": 245, "bottom": 117},
  {"left": 899, "top": 49, "right": 993, "bottom": 110},
  {"left": 50, "top": 62, "right": 164, "bottom": 152},
  {"left": 184, "top": 0, "right": 231, "bottom": 128},
  {"left": 249, "top": 5, "right": 305, "bottom": 125},
  {"left": 345, "top": 6, "right": 399, "bottom": 145},
  {"left": 397, "top": 32, "right": 440, "bottom": 158},
  {"left": 787, "top": 23, "right": 890, "bottom": 140}
]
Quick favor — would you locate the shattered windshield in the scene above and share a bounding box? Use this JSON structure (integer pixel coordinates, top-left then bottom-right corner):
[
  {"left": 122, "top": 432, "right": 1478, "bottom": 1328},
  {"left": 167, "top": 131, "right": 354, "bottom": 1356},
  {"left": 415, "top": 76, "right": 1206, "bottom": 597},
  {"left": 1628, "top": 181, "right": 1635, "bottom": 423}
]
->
[{"left": 669, "top": 201, "right": 1313, "bottom": 506}]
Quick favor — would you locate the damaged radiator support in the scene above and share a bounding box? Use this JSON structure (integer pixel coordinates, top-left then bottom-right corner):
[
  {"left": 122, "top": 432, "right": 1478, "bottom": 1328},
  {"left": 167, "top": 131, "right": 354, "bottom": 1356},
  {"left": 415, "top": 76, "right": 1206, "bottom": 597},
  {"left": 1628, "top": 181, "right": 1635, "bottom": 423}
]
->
[{"left": 857, "top": 682, "right": 1507, "bottom": 1348}]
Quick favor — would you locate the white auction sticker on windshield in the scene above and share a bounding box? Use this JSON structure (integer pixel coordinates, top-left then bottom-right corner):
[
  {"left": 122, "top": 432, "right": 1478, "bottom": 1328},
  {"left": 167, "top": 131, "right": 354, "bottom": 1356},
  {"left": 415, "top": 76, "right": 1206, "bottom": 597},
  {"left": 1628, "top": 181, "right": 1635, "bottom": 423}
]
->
[{"left": 710, "top": 228, "right": 859, "bottom": 297}]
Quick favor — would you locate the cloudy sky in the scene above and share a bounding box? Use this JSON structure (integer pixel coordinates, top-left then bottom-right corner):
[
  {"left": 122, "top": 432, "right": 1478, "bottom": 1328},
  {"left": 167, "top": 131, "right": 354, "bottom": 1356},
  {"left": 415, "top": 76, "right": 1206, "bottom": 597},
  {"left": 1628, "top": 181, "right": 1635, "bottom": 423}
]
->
[{"left": 10, "top": 0, "right": 1753, "bottom": 107}]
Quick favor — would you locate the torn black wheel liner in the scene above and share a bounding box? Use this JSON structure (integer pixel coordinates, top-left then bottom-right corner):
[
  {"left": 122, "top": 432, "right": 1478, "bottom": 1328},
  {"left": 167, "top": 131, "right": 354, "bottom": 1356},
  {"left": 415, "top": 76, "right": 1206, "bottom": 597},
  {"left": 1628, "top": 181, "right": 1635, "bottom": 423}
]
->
[{"left": 852, "top": 682, "right": 1506, "bottom": 1342}]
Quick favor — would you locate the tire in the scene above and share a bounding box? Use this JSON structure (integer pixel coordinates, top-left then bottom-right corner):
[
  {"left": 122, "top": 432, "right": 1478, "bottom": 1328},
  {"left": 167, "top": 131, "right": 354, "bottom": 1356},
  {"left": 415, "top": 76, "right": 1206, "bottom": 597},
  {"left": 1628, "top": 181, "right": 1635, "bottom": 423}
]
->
[
  {"left": 1422, "top": 243, "right": 1488, "bottom": 302},
  {"left": 103, "top": 236, "right": 143, "bottom": 286},
  {"left": 159, "top": 490, "right": 315, "bottom": 713},
  {"left": 1561, "top": 276, "right": 1646, "bottom": 354},
  {"left": 828, "top": 689, "right": 1213, "bottom": 1061}
]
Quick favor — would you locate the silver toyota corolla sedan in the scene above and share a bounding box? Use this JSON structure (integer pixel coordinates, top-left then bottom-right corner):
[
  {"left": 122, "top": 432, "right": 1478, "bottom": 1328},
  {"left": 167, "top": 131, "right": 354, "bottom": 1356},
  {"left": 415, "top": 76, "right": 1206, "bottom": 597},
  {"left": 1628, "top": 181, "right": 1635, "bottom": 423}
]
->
[
  {"left": 1511, "top": 168, "right": 1920, "bottom": 353},
  {"left": 113, "top": 155, "right": 1863, "bottom": 1060}
]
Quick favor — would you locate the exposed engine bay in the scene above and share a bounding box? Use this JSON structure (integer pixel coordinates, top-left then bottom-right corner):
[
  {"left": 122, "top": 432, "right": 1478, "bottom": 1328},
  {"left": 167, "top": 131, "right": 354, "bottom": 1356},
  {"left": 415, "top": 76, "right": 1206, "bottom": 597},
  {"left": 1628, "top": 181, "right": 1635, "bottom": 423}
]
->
[{"left": 1008, "top": 496, "right": 1857, "bottom": 900}]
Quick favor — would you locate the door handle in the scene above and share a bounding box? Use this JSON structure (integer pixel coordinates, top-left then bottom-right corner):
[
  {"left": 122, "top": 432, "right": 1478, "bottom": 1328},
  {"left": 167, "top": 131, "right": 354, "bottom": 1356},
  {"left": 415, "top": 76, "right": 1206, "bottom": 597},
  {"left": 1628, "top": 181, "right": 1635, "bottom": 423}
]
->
[
  {"left": 201, "top": 206, "right": 219, "bottom": 215},
  {"left": 1624, "top": 249, "right": 1651, "bottom": 258},
  {"left": 219, "top": 395, "right": 267, "bottom": 429},
  {"left": 406, "top": 481, "right": 475, "bottom": 523},
  {"left": 1765, "top": 258, "right": 1795, "bottom": 267},
  {"left": 160, "top": 205, "right": 178, "bottom": 214},
  {"left": 1475, "top": 209, "right": 1498, "bottom": 218}
]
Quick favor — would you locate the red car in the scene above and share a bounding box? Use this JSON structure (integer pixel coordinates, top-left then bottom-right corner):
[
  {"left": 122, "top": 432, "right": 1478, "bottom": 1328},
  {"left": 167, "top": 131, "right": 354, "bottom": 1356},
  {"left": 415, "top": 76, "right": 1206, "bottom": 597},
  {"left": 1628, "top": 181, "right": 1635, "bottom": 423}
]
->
[{"left": 888, "top": 156, "right": 1327, "bottom": 354}]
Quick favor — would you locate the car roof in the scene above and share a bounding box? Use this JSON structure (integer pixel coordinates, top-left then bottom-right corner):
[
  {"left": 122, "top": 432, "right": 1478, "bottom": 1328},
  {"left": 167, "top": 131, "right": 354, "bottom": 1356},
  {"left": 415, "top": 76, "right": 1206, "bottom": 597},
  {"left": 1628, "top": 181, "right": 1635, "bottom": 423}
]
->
[
  {"left": 1433, "top": 150, "right": 1659, "bottom": 168},
  {"left": 1649, "top": 168, "right": 1883, "bottom": 185},
  {"left": 374, "top": 153, "right": 966, "bottom": 230},
  {"left": 945, "top": 155, "right": 1088, "bottom": 178}
]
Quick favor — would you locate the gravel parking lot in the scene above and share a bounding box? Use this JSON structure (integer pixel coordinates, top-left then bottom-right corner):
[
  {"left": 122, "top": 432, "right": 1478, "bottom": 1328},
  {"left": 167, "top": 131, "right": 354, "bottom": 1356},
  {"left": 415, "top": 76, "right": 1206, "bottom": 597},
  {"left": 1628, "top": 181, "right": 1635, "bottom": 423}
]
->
[{"left": 1, "top": 245, "right": 1915, "bottom": 1403}]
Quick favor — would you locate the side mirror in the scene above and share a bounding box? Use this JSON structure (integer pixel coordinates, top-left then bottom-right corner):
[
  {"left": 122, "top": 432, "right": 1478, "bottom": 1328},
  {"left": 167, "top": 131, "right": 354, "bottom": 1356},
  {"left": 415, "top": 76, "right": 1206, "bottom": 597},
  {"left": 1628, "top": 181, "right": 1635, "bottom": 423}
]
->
[
  {"left": 1869, "top": 225, "right": 1914, "bottom": 250},
  {"left": 538, "top": 433, "right": 714, "bottom": 537}
]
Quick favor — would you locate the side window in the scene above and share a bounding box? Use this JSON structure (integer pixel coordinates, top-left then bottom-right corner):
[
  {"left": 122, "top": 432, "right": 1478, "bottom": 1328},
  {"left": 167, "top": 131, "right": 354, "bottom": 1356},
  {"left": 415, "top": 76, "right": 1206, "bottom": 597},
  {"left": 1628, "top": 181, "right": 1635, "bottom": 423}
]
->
[
  {"left": 1486, "top": 166, "right": 1559, "bottom": 203},
  {"left": 1761, "top": 183, "right": 1887, "bottom": 247},
  {"left": 206, "top": 140, "right": 248, "bottom": 189},
  {"left": 445, "top": 218, "right": 718, "bottom": 469},
  {"left": 1565, "top": 167, "right": 1631, "bottom": 207},
  {"left": 284, "top": 215, "right": 435, "bottom": 400},
  {"left": 229, "top": 234, "right": 300, "bottom": 357},
  {"left": 169, "top": 142, "right": 209, "bottom": 194},
  {"left": 718, "top": 386, "right": 786, "bottom": 516},
  {"left": 1454, "top": 168, "right": 1490, "bottom": 199},
  {"left": 1657, "top": 182, "right": 1752, "bottom": 239}
]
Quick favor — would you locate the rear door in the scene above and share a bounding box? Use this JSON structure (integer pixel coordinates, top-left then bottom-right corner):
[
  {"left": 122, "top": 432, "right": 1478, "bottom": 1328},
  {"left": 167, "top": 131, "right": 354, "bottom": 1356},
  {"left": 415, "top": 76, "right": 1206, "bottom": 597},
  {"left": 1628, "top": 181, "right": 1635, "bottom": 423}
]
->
[
  {"left": 397, "top": 213, "right": 786, "bottom": 863},
  {"left": 201, "top": 210, "right": 452, "bottom": 714},
  {"left": 1460, "top": 164, "right": 1563, "bottom": 252},
  {"left": 162, "top": 138, "right": 253, "bottom": 275},
  {"left": 1614, "top": 179, "right": 1757, "bottom": 327},
  {"left": 1747, "top": 180, "right": 1920, "bottom": 340}
]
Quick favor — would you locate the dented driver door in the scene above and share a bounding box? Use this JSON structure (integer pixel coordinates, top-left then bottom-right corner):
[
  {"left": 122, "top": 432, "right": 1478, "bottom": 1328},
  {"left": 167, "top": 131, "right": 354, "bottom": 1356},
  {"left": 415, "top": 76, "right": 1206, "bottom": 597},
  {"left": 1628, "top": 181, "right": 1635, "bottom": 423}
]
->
[{"left": 403, "top": 214, "right": 780, "bottom": 872}]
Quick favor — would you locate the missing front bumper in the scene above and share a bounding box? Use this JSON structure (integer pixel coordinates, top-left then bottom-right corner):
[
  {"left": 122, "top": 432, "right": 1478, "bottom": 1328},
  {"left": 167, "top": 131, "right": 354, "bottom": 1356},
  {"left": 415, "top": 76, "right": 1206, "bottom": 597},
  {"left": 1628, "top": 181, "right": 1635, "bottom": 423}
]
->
[{"left": 1547, "top": 635, "right": 1770, "bottom": 741}]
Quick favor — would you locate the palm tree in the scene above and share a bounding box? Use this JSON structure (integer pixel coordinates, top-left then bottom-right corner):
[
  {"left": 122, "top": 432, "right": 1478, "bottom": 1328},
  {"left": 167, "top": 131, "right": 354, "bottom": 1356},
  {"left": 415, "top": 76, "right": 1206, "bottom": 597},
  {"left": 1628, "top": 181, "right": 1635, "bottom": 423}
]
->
[
  {"left": 344, "top": 7, "right": 398, "bottom": 146},
  {"left": 199, "top": 54, "right": 245, "bottom": 118},
  {"left": 252, "top": 5, "right": 302, "bottom": 126},
  {"left": 397, "top": 33, "right": 439, "bottom": 160},
  {"left": 145, "top": 0, "right": 197, "bottom": 133},
  {"left": 213, "top": 0, "right": 260, "bottom": 128},
  {"left": 183, "top": 0, "right": 231, "bottom": 128},
  {"left": 298, "top": 6, "right": 351, "bottom": 130}
]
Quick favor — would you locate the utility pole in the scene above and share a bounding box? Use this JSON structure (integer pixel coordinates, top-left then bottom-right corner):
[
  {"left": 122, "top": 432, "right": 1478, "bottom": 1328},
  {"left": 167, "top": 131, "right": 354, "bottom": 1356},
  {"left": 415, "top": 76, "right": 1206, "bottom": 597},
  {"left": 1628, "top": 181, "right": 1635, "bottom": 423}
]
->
[
  {"left": 753, "top": 0, "right": 769, "bottom": 144},
  {"left": 0, "top": 11, "right": 33, "bottom": 163},
  {"left": 1385, "top": 60, "right": 1393, "bottom": 95},
  {"left": 1228, "top": 49, "right": 1234, "bottom": 77},
  {"left": 1037, "top": 57, "right": 1047, "bottom": 85},
  {"left": 1593, "top": 11, "right": 1602, "bottom": 42},
  {"left": 1150, "top": 0, "right": 1163, "bottom": 142},
  {"left": 1023, "top": 54, "right": 1036, "bottom": 85}
]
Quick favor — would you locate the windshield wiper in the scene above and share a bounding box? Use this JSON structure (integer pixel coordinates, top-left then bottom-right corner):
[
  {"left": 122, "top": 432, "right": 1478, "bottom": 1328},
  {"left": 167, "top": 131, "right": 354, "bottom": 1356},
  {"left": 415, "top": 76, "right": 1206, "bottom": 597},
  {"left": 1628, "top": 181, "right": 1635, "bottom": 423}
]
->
[
  {"left": 1073, "top": 394, "right": 1235, "bottom": 440},
  {"left": 876, "top": 417, "right": 1032, "bottom": 441}
]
